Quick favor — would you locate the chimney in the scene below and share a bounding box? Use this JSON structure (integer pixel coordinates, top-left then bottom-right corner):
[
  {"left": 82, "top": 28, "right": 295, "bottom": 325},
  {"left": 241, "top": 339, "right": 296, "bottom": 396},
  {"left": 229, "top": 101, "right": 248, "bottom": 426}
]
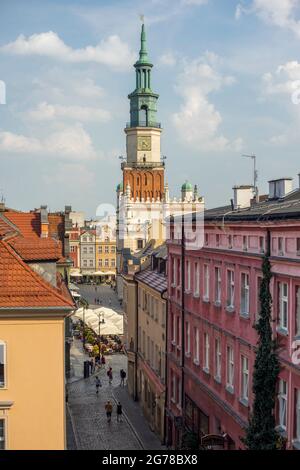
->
[
  {"left": 40, "top": 205, "right": 48, "bottom": 238},
  {"left": 268, "top": 177, "right": 293, "bottom": 200},
  {"left": 233, "top": 185, "right": 253, "bottom": 210}
]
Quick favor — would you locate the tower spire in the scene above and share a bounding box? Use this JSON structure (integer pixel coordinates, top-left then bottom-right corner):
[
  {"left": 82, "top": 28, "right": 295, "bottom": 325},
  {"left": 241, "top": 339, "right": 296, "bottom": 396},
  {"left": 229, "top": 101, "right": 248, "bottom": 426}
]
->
[{"left": 138, "top": 23, "right": 149, "bottom": 64}]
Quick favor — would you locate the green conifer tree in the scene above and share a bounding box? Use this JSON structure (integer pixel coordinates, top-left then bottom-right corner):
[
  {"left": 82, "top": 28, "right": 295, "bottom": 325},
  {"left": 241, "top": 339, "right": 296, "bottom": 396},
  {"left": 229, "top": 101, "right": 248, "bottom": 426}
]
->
[{"left": 244, "top": 254, "right": 280, "bottom": 450}]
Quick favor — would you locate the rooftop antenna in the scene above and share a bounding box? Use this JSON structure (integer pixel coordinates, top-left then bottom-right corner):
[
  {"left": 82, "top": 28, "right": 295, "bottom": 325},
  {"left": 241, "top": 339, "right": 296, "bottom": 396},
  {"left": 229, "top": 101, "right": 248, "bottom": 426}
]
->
[{"left": 242, "top": 154, "right": 258, "bottom": 201}]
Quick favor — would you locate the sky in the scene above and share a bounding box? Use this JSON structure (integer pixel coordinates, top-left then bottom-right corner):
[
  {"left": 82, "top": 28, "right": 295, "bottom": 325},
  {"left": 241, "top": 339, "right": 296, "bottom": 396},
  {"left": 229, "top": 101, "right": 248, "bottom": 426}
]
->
[{"left": 1, "top": 0, "right": 300, "bottom": 217}]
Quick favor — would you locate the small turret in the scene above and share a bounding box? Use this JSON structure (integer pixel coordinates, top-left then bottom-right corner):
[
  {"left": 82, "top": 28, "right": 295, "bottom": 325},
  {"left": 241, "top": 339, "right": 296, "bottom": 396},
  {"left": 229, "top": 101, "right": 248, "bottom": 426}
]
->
[{"left": 181, "top": 181, "right": 193, "bottom": 202}]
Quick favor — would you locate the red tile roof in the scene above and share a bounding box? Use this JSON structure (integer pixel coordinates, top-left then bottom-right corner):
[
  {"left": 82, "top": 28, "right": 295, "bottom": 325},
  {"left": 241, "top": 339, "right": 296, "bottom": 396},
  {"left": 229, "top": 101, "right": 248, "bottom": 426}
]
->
[
  {"left": 10, "top": 237, "right": 61, "bottom": 261},
  {"left": 0, "top": 240, "right": 74, "bottom": 309},
  {"left": 4, "top": 211, "right": 40, "bottom": 238},
  {"left": 0, "top": 214, "right": 19, "bottom": 239}
]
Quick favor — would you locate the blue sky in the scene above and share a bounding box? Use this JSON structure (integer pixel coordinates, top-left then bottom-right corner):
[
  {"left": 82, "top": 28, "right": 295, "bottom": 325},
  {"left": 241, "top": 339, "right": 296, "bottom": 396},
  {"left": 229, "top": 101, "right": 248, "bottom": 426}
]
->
[{"left": 1, "top": 0, "right": 300, "bottom": 216}]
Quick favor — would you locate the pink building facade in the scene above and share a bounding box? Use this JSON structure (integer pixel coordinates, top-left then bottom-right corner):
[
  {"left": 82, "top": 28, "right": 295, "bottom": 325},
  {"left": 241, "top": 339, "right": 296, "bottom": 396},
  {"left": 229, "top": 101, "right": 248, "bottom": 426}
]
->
[{"left": 166, "top": 186, "right": 300, "bottom": 450}]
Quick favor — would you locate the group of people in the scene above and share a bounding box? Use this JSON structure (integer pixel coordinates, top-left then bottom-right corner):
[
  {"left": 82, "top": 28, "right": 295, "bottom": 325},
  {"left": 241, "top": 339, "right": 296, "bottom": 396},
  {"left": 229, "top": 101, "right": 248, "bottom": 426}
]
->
[
  {"left": 104, "top": 400, "right": 123, "bottom": 423},
  {"left": 88, "top": 355, "right": 106, "bottom": 374}
]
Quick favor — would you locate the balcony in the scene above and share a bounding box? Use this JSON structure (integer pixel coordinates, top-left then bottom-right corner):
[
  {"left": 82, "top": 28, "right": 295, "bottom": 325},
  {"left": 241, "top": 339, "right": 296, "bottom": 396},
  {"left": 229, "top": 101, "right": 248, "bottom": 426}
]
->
[
  {"left": 121, "top": 161, "right": 165, "bottom": 170},
  {"left": 126, "top": 121, "right": 161, "bottom": 129}
]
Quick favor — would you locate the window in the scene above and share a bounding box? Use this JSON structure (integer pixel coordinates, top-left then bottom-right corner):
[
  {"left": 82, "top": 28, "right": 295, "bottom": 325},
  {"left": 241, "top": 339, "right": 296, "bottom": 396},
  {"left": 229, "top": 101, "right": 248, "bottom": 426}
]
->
[
  {"left": 83, "top": 260, "right": 87, "bottom": 267},
  {"left": 297, "top": 238, "right": 300, "bottom": 255},
  {"left": 89, "top": 260, "right": 93, "bottom": 267},
  {"left": 228, "top": 235, "right": 232, "bottom": 249},
  {"left": 83, "top": 247, "right": 87, "bottom": 254},
  {"left": 70, "top": 246, "right": 75, "bottom": 253},
  {"left": 215, "top": 266, "right": 221, "bottom": 304},
  {"left": 215, "top": 338, "right": 221, "bottom": 381},
  {"left": 259, "top": 236, "right": 265, "bottom": 253},
  {"left": 296, "top": 389, "right": 300, "bottom": 441},
  {"left": 0, "top": 419, "right": 5, "bottom": 450},
  {"left": 111, "top": 259, "right": 115, "bottom": 268},
  {"left": 105, "top": 259, "right": 109, "bottom": 267},
  {"left": 256, "top": 276, "right": 262, "bottom": 320},
  {"left": 98, "top": 259, "right": 103, "bottom": 267},
  {"left": 204, "top": 333, "right": 210, "bottom": 372},
  {"left": 194, "top": 262, "right": 200, "bottom": 296},
  {"left": 278, "top": 379, "right": 287, "bottom": 430},
  {"left": 243, "top": 236, "right": 248, "bottom": 251},
  {"left": 278, "top": 237, "right": 284, "bottom": 255},
  {"left": 296, "top": 287, "right": 300, "bottom": 337},
  {"left": 105, "top": 246, "right": 109, "bottom": 253},
  {"left": 204, "top": 264, "right": 210, "bottom": 300},
  {"left": 205, "top": 233, "right": 209, "bottom": 246},
  {"left": 83, "top": 236, "right": 87, "bottom": 242},
  {"left": 241, "top": 356, "right": 249, "bottom": 402},
  {"left": 216, "top": 234, "right": 220, "bottom": 247},
  {"left": 227, "top": 270, "right": 235, "bottom": 309},
  {"left": 137, "top": 239, "right": 143, "bottom": 249},
  {"left": 279, "top": 282, "right": 288, "bottom": 331},
  {"left": 89, "top": 246, "right": 93, "bottom": 254},
  {"left": 172, "top": 258, "right": 177, "bottom": 286},
  {"left": 172, "top": 314, "right": 176, "bottom": 344},
  {"left": 98, "top": 246, "right": 102, "bottom": 254},
  {"left": 194, "top": 328, "right": 200, "bottom": 365},
  {"left": 227, "top": 346, "right": 234, "bottom": 390},
  {"left": 186, "top": 260, "right": 191, "bottom": 292},
  {"left": 89, "top": 237, "right": 93, "bottom": 242},
  {"left": 111, "top": 246, "right": 116, "bottom": 253},
  {"left": 0, "top": 342, "right": 6, "bottom": 388},
  {"left": 185, "top": 322, "right": 191, "bottom": 356},
  {"left": 241, "top": 273, "right": 250, "bottom": 316}
]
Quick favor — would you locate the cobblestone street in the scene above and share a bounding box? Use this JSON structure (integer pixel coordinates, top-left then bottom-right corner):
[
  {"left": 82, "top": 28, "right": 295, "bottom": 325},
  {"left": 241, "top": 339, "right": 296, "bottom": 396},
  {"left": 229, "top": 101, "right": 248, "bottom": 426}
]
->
[{"left": 67, "top": 284, "right": 164, "bottom": 450}]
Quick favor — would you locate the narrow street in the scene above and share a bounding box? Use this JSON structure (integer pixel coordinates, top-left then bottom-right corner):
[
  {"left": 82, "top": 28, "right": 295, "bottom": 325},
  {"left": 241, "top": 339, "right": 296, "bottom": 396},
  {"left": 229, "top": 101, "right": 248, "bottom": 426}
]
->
[{"left": 67, "top": 284, "right": 164, "bottom": 450}]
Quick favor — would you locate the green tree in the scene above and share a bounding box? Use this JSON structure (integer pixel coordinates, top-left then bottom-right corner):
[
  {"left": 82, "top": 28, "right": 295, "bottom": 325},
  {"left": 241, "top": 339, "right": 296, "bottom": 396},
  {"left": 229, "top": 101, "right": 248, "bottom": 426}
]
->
[{"left": 244, "top": 255, "right": 280, "bottom": 450}]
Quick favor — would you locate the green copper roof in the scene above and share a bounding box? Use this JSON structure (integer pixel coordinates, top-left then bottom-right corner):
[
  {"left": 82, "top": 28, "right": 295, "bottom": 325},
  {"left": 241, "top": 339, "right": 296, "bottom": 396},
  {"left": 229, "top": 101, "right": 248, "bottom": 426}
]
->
[
  {"left": 116, "top": 182, "right": 123, "bottom": 192},
  {"left": 135, "top": 23, "right": 152, "bottom": 66},
  {"left": 182, "top": 181, "right": 193, "bottom": 191}
]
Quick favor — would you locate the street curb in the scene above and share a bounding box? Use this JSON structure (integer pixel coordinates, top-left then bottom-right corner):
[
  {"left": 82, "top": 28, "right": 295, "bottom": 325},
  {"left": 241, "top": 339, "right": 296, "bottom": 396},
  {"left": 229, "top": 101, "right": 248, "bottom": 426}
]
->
[
  {"left": 112, "top": 391, "right": 144, "bottom": 450},
  {"left": 66, "top": 403, "right": 80, "bottom": 450}
]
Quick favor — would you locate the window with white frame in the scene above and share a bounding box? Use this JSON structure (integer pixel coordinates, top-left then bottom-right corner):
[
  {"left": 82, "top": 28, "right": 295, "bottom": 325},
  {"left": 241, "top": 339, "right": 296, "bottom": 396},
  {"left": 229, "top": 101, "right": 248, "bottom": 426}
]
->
[
  {"left": 83, "top": 247, "right": 87, "bottom": 254},
  {"left": 215, "top": 266, "right": 221, "bottom": 304},
  {"left": 278, "top": 237, "right": 284, "bottom": 255},
  {"left": 241, "top": 356, "right": 249, "bottom": 402},
  {"left": 83, "top": 260, "right": 87, "bottom": 267},
  {"left": 296, "top": 389, "right": 300, "bottom": 441},
  {"left": 194, "top": 327, "right": 200, "bottom": 364},
  {"left": 173, "top": 258, "right": 177, "bottom": 286},
  {"left": 0, "top": 419, "right": 5, "bottom": 450},
  {"left": 172, "top": 313, "right": 176, "bottom": 344},
  {"left": 228, "top": 235, "right": 232, "bottom": 249},
  {"left": 98, "top": 259, "right": 102, "bottom": 267},
  {"left": 89, "top": 259, "right": 93, "bottom": 267},
  {"left": 194, "top": 262, "right": 200, "bottom": 296},
  {"left": 0, "top": 342, "right": 6, "bottom": 388},
  {"left": 215, "top": 338, "right": 221, "bottom": 381},
  {"left": 204, "top": 333, "right": 210, "bottom": 371},
  {"left": 105, "top": 259, "right": 109, "bottom": 267},
  {"left": 256, "top": 276, "right": 262, "bottom": 321},
  {"left": 227, "top": 270, "right": 235, "bottom": 309},
  {"left": 241, "top": 273, "right": 250, "bottom": 316},
  {"left": 89, "top": 246, "right": 94, "bottom": 254},
  {"left": 185, "top": 321, "right": 191, "bottom": 356},
  {"left": 259, "top": 236, "right": 265, "bottom": 253},
  {"left": 279, "top": 282, "right": 288, "bottom": 331},
  {"left": 186, "top": 260, "right": 191, "bottom": 292},
  {"left": 297, "top": 238, "right": 300, "bottom": 255},
  {"left": 204, "top": 264, "right": 210, "bottom": 300},
  {"left": 111, "top": 259, "right": 115, "bottom": 267},
  {"left": 226, "top": 346, "right": 234, "bottom": 390},
  {"left": 105, "top": 246, "right": 109, "bottom": 253},
  {"left": 278, "top": 379, "right": 287, "bottom": 429},
  {"left": 216, "top": 234, "right": 220, "bottom": 247},
  {"left": 243, "top": 236, "right": 248, "bottom": 251}
]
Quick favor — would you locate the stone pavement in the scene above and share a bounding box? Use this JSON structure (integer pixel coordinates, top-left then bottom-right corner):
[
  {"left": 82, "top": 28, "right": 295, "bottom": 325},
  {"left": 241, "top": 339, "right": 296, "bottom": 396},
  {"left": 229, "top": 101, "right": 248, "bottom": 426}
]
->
[
  {"left": 77, "top": 283, "right": 123, "bottom": 314},
  {"left": 67, "top": 339, "right": 164, "bottom": 450}
]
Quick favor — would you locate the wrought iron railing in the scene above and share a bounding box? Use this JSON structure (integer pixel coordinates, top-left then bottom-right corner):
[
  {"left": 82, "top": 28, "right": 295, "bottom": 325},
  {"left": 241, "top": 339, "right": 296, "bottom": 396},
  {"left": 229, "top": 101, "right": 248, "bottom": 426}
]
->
[{"left": 126, "top": 121, "right": 161, "bottom": 129}]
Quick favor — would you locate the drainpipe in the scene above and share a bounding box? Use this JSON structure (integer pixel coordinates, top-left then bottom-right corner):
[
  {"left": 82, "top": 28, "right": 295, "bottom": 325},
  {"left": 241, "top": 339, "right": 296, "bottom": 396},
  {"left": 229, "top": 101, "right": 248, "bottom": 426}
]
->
[
  {"left": 161, "top": 288, "right": 168, "bottom": 445},
  {"left": 180, "top": 213, "right": 185, "bottom": 447},
  {"left": 134, "top": 276, "right": 139, "bottom": 401}
]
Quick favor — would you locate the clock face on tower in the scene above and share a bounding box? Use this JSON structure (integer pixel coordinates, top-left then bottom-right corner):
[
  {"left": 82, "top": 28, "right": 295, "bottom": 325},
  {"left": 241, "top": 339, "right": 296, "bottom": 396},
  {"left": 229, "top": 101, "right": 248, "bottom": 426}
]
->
[{"left": 137, "top": 136, "right": 151, "bottom": 151}]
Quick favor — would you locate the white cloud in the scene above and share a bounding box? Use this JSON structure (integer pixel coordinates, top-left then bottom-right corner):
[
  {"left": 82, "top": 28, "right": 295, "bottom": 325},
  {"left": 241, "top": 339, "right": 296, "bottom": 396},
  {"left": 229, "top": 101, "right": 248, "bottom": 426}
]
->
[
  {"left": 172, "top": 56, "right": 241, "bottom": 152},
  {"left": 181, "top": 0, "right": 208, "bottom": 5},
  {"left": 237, "top": 0, "right": 300, "bottom": 38},
  {"left": 159, "top": 52, "right": 177, "bottom": 66},
  {"left": 0, "top": 31, "right": 135, "bottom": 70},
  {"left": 262, "top": 60, "right": 300, "bottom": 99},
  {"left": 0, "top": 124, "right": 96, "bottom": 160},
  {"left": 28, "top": 101, "right": 111, "bottom": 123}
]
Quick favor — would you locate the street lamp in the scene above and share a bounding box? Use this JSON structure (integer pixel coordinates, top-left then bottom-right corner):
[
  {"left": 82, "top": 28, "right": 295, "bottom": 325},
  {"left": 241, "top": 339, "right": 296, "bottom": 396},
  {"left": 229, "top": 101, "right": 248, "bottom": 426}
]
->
[{"left": 96, "top": 310, "right": 105, "bottom": 361}]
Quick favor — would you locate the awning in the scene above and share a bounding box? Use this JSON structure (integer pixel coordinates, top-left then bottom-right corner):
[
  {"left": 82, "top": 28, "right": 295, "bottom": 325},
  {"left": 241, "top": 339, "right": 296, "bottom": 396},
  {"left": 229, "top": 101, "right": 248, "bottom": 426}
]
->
[
  {"left": 73, "top": 307, "right": 123, "bottom": 336},
  {"left": 70, "top": 269, "right": 82, "bottom": 277}
]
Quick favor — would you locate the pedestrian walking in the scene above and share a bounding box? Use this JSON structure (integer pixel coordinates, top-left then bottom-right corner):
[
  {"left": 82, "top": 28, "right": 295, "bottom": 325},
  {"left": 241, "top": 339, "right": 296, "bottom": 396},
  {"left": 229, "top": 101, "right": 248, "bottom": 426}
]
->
[
  {"left": 105, "top": 401, "right": 113, "bottom": 423},
  {"left": 90, "top": 357, "right": 95, "bottom": 374},
  {"left": 101, "top": 354, "right": 106, "bottom": 368},
  {"left": 120, "top": 369, "right": 126, "bottom": 387},
  {"left": 95, "top": 376, "right": 102, "bottom": 394},
  {"left": 107, "top": 367, "right": 113, "bottom": 385},
  {"left": 116, "top": 402, "right": 123, "bottom": 422}
]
